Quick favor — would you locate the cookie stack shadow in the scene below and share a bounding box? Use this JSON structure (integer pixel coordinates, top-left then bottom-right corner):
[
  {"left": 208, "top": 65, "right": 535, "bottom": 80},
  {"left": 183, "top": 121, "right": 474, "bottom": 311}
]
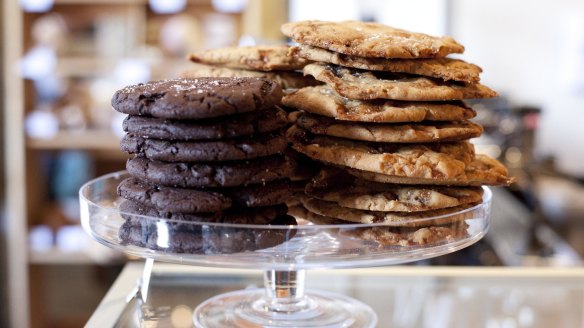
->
[
  {"left": 282, "top": 20, "right": 514, "bottom": 246},
  {"left": 112, "top": 77, "right": 298, "bottom": 254}
]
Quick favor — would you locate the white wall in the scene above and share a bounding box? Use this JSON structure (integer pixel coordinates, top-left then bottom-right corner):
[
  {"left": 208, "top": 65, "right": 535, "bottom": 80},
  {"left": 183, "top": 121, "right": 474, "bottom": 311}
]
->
[{"left": 450, "top": 0, "right": 584, "bottom": 176}]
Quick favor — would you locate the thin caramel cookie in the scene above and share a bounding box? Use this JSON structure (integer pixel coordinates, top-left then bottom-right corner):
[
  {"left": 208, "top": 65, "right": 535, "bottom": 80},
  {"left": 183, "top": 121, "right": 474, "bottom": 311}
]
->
[
  {"left": 349, "top": 221, "right": 469, "bottom": 246},
  {"left": 302, "top": 197, "right": 475, "bottom": 226},
  {"left": 181, "top": 64, "right": 321, "bottom": 89},
  {"left": 291, "top": 45, "right": 481, "bottom": 83},
  {"left": 347, "top": 154, "right": 514, "bottom": 186},
  {"left": 299, "top": 207, "right": 469, "bottom": 246},
  {"left": 304, "top": 63, "right": 497, "bottom": 101},
  {"left": 306, "top": 167, "right": 484, "bottom": 212},
  {"left": 188, "top": 45, "right": 309, "bottom": 71},
  {"left": 282, "top": 20, "right": 464, "bottom": 59},
  {"left": 296, "top": 112, "right": 483, "bottom": 143},
  {"left": 287, "top": 125, "right": 474, "bottom": 180},
  {"left": 282, "top": 86, "right": 476, "bottom": 123}
]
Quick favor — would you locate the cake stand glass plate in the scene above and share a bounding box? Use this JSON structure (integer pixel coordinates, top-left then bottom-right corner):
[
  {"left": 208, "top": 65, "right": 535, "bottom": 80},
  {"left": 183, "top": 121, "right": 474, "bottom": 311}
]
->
[{"left": 80, "top": 171, "right": 492, "bottom": 328}]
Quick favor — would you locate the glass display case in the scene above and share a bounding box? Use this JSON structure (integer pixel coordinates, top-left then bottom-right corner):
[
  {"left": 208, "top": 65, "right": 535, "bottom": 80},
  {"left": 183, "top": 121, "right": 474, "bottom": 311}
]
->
[{"left": 88, "top": 262, "right": 584, "bottom": 328}]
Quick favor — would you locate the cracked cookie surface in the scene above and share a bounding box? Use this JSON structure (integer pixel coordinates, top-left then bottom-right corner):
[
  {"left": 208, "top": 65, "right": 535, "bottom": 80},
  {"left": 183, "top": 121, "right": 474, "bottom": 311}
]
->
[
  {"left": 121, "top": 131, "right": 287, "bottom": 162},
  {"left": 283, "top": 85, "right": 476, "bottom": 122},
  {"left": 304, "top": 63, "right": 497, "bottom": 101},
  {"left": 118, "top": 177, "right": 293, "bottom": 213},
  {"left": 188, "top": 45, "right": 309, "bottom": 71},
  {"left": 282, "top": 20, "right": 464, "bottom": 59},
  {"left": 126, "top": 155, "right": 296, "bottom": 188},
  {"left": 287, "top": 125, "right": 474, "bottom": 179},
  {"left": 112, "top": 77, "right": 283, "bottom": 119},
  {"left": 296, "top": 112, "right": 483, "bottom": 143},
  {"left": 305, "top": 167, "right": 483, "bottom": 212},
  {"left": 292, "top": 45, "right": 481, "bottom": 83},
  {"left": 123, "top": 106, "right": 288, "bottom": 140}
]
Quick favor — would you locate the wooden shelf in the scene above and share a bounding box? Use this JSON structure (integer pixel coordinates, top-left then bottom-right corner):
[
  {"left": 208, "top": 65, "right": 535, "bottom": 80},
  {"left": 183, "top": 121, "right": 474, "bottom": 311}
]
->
[
  {"left": 57, "top": 57, "right": 192, "bottom": 78},
  {"left": 27, "top": 130, "right": 121, "bottom": 151},
  {"left": 57, "top": 57, "right": 117, "bottom": 78},
  {"left": 54, "top": 0, "right": 210, "bottom": 4},
  {"left": 29, "top": 247, "right": 125, "bottom": 265},
  {"left": 54, "top": 0, "right": 147, "bottom": 4}
]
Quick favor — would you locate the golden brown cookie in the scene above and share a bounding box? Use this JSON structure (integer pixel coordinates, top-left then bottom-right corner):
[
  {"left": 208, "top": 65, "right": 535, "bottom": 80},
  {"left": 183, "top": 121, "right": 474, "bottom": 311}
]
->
[
  {"left": 349, "top": 221, "right": 469, "bottom": 246},
  {"left": 291, "top": 45, "right": 482, "bottom": 83},
  {"left": 282, "top": 86, "right": 476, "bottom": 123},
  {"left": 347, "top": 154, "right": 514, "bottom": 186},
  {"left": 304, "top": 63, "right": 497, "bottom": 101},
  {"left": 281, "top": 20, "right": 464, "bottom": 59},
  {"left": 298, "top": 205, "right": 469, "bottom": 246},
  {"left": 296, "top": 112, "right": 483, "bottom": 143},
  {"left": 287, "top": 125, "right": 475, "bottom": 180},
  {"left": 188, "top": 45, "right": 309, "bottom": 71},
  {"left": 181, "top": 63, "right": 321, "bottom": 89},
  {"left": 306, "top": 167, "right": 484, "bottom": 212},
  {"left": 301, "top": 197, "right": 475, "bottom": 226}
]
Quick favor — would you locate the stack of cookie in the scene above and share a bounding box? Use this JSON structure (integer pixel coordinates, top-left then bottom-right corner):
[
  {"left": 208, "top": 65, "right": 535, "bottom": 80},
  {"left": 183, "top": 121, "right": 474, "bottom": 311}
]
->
[
  {"left": 182, "top": 45, "right": 320, "bottom": 90},
  {"left": 182, "top": 45, "right": 323, "bottom": 202},
  {"left": 111, "top": 77, "right": 297, "bottom": 253},
  {"left": 282, "top": 20, "right": 514, "bottom": 245}
]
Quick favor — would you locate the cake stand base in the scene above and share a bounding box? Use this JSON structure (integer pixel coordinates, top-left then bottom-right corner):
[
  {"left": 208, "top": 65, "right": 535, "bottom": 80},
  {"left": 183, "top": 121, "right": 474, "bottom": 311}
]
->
[{"left": 193, "top": 270, "right": 377, "bottom": 328}]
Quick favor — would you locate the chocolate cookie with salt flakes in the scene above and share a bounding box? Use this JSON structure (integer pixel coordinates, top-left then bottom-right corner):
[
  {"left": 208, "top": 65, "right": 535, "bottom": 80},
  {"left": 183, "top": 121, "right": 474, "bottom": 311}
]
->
[
  {"left": 118, "top": 177, "right": 293, "bottom": 213},
  {"left": 123, "top": 106, "right": 288, "bottom": 141},
  {"left": 126, "top": 155, "right": 296, "bottom": 188},
  {"left": 111, "top": 77, "right": 283, "bottom": 120},
  {"left": 121, "top": 131, "right": 288, "bottom": 162}
]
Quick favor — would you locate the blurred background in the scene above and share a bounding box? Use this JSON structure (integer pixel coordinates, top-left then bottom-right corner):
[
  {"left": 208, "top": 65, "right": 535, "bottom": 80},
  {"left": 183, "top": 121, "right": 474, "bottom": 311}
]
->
[{"left": 2, "top": 0, "right": 584, "bottom": 327}]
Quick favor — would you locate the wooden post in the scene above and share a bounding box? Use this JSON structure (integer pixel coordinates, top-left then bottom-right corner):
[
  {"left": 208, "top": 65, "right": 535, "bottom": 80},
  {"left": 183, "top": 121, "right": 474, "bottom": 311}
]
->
[
  {"left": 2, "top": 0, "right": 29, "bottom": 327},
  {"left": 242, "top": 0, "right": 288, "bottom": 44}
]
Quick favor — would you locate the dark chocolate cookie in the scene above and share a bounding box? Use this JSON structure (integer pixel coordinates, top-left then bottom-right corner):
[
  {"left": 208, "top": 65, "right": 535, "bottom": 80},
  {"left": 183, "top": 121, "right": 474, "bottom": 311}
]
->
[
  {"left": 126, "top": 155, "right": 296, "bottom": 188},
  {"left": 117, "top": 177, "right": 232, "bottom": 213},
  {"left": 121, "top": 131, "right": 287, "bottom": 162},
  {"left": 119, "top": 213, "right": 298, "bottom": 254},
  {"left": 227, "top": 180, "right": 293, "bottom": 207},
  {"left": 111, "top": 78, "right": 283, "bottom": 119},
  {"left": 122, "top": 106, "right": 288, "bottom": 141},
  {"left": 119, "top": 200, "right": 288, "bottom": 224},
  {"left": 118, "top": 177, "right": 293, "bottom": 213}
]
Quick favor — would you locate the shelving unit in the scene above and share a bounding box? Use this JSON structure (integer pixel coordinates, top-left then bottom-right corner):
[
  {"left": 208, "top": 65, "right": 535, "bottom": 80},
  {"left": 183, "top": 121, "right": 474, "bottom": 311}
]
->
[
  {"left": 27, "top": 130, "right": 121, "bottom": 150},
  {"left": 2, "top": 0, "right": 289, "bottom": 326}
]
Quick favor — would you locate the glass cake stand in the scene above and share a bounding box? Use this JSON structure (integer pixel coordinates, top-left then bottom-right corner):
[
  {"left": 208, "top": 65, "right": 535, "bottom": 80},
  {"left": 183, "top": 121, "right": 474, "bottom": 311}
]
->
[{"left": 80, "top": 171, "right": 492, "bottom": 328}]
